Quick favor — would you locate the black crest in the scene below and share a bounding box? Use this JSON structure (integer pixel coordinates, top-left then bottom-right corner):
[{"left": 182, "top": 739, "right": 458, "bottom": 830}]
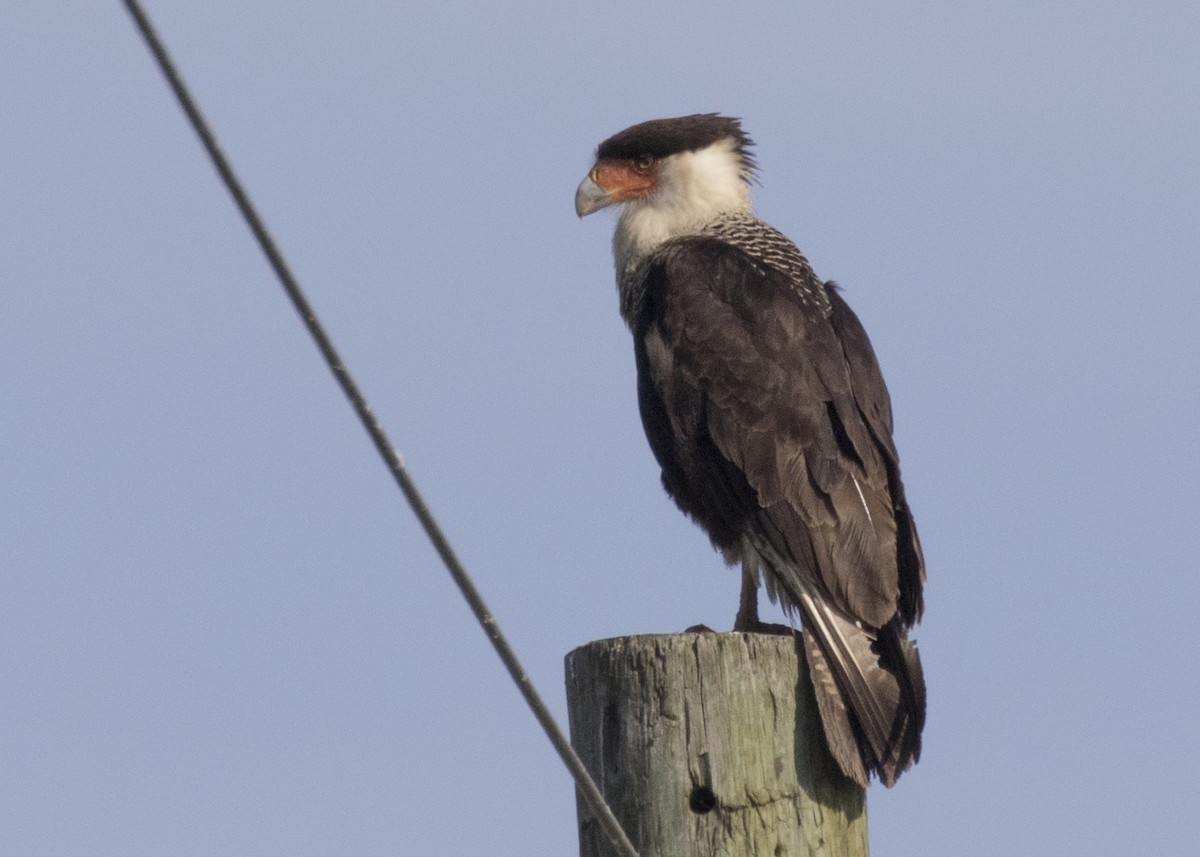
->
[{"left": 597, "top": 114, "right": 757, "bottom": 178}]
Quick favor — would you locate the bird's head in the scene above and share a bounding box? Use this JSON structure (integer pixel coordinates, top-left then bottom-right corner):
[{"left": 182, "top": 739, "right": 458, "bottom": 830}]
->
[
  {"left": 575, "top": 113, "right": 756, "bottom": 217},
  {"left": 576, "top": 114, "right": 757, "bottom": 272}
]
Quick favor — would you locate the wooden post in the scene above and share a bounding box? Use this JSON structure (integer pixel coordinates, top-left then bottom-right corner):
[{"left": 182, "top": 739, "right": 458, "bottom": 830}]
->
[{"left": 565, "top": 633, "right": 868, "bottom": 857}]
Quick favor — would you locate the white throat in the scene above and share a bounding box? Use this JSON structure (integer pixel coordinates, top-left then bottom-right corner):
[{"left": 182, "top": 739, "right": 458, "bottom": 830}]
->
[{"left": 612, "top": 138, "right": 753, "bottom": 277}]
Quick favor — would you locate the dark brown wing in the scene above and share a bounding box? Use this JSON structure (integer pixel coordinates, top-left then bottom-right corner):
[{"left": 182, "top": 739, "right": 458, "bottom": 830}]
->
[
  {"left": 629, "top": 236, "right": 924, "bottom": 785},
  {"left": 826, "top": 288, "right": 926, "bottom": 626}
]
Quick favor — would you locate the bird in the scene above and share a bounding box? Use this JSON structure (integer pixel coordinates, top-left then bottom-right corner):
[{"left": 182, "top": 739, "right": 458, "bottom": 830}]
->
[{"left": 575, "top": 114, "right": 926, "bottom": 787}]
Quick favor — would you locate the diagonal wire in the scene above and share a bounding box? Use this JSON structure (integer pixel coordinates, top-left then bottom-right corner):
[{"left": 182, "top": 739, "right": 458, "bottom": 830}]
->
[{"left": 120, "top": 3, "right": 639, "bottom": 856}]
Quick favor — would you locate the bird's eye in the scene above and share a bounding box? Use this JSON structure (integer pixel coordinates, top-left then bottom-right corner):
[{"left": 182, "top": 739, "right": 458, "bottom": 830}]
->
[{"left": 635, "top": 155, "right": 655, "bottom": 171}]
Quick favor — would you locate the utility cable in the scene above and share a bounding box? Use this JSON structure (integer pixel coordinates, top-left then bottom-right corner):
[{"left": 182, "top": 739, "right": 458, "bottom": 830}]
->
[{"left": 120, "top": 3, "right": 639, "bottom": 855}]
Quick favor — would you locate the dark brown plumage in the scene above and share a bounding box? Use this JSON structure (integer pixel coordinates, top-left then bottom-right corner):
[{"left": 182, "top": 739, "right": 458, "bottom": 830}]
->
[{"left": 577, "top": 115, "right": 926, "bottom": 786}]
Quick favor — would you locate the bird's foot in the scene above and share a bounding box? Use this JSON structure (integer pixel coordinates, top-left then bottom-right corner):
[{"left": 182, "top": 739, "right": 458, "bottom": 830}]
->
[
  {"left": 733, "top": 618, "right": 796, "bottom": 637},
  {"left": 685, "top": 621, "right": 793, "bottom": 636}
]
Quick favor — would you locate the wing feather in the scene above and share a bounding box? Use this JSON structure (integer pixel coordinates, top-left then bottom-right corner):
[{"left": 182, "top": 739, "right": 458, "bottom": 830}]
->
[{"left": 630, "top": 235, "right": 926, "bottom": 785}]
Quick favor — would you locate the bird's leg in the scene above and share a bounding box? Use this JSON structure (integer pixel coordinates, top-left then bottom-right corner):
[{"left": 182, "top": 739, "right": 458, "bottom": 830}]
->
[
  {"left": 733, "top": 564, "right": 760, "bottom": 631},
  {"left": 735, "top": 563, "right": 795, "bottom": 636}
]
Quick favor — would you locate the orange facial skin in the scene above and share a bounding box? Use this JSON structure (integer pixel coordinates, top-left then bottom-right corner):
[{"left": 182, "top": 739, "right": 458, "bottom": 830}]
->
[{"left": 589, "top": 157, "right": 659, "bottom": 202}]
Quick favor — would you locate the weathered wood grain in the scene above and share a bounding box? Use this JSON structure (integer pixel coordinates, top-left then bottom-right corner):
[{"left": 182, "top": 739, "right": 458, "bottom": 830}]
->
[{"left": 566, "top": 633, "right": 868, "bottom": 857}]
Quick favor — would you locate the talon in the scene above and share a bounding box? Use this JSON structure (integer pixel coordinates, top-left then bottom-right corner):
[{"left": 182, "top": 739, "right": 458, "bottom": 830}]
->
[{"left": 736, "top": 620, "right": 796, "bottom": 637}]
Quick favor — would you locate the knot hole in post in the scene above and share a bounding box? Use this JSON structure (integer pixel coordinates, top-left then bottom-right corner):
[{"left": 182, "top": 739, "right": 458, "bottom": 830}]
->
[{"left": 688, "top": 785, "right": 717, "bottom": 815}]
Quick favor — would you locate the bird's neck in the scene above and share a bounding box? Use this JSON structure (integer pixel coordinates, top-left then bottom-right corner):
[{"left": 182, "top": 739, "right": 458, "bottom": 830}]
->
[
  {"left": 612, "top": 143, "right": 753, "bottom": 278},
  {"left": 614, "top": 199, "right": 751, "bottom": 277}
]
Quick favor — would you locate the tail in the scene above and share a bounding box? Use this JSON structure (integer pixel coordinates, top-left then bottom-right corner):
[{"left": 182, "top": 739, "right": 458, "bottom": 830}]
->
[
  {"left": 759, "top": 546, "right": 925, "bottom": 786},
  {"left": 799, "top": 593, "right": 924, "bottom": 786}
]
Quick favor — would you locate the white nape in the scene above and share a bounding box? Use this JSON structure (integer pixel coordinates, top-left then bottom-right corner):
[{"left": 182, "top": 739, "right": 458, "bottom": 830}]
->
[{"left": 612, "top": 137, "right": 753, "bottom": 276}]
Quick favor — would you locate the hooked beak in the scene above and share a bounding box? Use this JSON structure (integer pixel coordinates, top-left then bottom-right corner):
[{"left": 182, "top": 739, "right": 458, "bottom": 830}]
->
[{"left": 575, "top": 174, "right": 615, "bottom": 218}]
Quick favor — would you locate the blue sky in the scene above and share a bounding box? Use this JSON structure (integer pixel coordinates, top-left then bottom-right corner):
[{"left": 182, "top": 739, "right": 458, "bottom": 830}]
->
[{"left": 3, "top": 2, "right": 1198, "bottom": 854}]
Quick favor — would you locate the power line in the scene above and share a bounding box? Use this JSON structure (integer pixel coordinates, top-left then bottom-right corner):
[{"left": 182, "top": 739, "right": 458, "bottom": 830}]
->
[{"left": 119, "top": 3, "right": 639, "bottom": 855}]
